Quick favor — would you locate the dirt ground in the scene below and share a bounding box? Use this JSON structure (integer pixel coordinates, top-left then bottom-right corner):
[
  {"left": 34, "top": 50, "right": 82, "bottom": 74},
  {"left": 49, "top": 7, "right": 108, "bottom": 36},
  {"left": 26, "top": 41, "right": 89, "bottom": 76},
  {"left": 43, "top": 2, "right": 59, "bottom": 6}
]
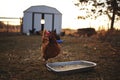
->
[{"left": 0, "top": 33, "right": 120, "bottom": 80}]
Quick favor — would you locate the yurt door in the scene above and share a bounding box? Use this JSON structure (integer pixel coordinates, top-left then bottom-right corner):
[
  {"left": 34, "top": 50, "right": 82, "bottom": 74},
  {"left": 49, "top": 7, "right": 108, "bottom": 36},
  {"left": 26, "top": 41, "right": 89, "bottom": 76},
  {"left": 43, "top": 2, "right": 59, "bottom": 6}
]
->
[{"left": 44, "top": 14, "right": 53, "bottom": 31}]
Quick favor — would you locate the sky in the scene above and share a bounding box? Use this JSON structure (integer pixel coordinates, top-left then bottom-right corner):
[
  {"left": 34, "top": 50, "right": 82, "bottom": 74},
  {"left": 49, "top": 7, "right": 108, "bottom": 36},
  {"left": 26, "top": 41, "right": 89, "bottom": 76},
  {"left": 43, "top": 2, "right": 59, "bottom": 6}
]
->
[{"left": 0, "top": 0, "right": 119, "bottom": 30}]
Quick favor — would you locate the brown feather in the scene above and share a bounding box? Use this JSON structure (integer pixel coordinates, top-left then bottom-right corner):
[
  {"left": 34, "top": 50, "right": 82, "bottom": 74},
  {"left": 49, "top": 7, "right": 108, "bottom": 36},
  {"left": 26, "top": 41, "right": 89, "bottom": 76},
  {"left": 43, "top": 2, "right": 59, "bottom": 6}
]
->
[{"left": 41, "top": 30, "right": 61, "bottom": 61}]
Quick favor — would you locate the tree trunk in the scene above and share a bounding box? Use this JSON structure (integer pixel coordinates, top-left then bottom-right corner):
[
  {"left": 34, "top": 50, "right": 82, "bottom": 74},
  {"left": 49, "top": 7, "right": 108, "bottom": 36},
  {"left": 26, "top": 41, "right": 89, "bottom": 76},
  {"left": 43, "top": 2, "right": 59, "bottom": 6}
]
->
[
  {"left": 110, "top": 7, "right": 115, "bottom": 30},
  {"left": 110, "top": 0, "right": 117, "bottom": 30}
]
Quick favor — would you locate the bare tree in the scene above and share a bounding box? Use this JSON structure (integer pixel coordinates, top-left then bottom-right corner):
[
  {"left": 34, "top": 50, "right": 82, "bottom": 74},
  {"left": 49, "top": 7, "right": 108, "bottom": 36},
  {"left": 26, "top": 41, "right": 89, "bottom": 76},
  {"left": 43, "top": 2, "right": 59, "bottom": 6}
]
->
[{"left": 73, "top": 0, "right": 120, "bottom": 29}]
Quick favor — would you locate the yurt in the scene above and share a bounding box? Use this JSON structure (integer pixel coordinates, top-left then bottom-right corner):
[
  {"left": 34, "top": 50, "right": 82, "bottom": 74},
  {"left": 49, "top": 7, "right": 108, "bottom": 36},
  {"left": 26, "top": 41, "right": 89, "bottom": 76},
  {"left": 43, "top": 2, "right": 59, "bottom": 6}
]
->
[{"left": 22, "top": 5, "right": 62, "bottom": 34}]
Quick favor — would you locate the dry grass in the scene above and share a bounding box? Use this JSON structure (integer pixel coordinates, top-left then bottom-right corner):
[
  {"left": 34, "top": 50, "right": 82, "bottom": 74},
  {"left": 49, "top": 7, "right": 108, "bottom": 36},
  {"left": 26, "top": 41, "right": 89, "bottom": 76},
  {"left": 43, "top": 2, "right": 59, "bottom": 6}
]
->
[{"left": 0, "top": 33, "right": 120, "bottom": 80}]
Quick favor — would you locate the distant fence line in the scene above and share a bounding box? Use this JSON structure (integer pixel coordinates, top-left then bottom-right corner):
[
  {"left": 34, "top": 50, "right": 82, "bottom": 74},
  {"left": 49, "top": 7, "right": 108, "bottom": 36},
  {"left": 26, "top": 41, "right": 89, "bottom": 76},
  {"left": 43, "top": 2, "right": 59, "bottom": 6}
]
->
[
  {"left": 0, "top": 17, "right": 21, "bottom": 19},
  {"left": 0, "top": 17, "right": 22, "bottom": 33}
]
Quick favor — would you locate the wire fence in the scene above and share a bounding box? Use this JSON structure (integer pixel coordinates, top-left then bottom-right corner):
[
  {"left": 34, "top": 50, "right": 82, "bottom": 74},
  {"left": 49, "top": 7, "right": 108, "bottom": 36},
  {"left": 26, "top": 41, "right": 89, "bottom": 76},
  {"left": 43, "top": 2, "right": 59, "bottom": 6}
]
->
[{"left": 0, "top": 17, "right": 22, "bottom": 33}]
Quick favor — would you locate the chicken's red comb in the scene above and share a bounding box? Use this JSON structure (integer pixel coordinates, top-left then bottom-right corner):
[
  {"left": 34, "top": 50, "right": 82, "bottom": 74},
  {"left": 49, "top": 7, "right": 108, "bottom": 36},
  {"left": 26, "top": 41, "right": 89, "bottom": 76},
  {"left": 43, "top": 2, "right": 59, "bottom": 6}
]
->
[{"left": 46, "top": 31, "right": 50, "bottom": 35}]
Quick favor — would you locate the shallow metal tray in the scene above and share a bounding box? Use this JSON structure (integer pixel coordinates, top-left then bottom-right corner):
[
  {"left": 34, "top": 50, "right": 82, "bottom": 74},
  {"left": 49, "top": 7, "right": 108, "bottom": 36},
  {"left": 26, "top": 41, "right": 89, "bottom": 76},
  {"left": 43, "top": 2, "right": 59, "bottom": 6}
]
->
[{"left": 46, "top": 60, "right": 97, "bottom": 74}]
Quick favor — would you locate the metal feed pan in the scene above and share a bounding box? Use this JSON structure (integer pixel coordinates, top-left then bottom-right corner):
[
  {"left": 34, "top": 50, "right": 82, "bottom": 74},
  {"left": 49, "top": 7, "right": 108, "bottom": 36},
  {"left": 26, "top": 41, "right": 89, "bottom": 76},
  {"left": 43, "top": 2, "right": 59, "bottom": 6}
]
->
[{"left": 46, "top": 60, "right": 97, "bottom": 74}]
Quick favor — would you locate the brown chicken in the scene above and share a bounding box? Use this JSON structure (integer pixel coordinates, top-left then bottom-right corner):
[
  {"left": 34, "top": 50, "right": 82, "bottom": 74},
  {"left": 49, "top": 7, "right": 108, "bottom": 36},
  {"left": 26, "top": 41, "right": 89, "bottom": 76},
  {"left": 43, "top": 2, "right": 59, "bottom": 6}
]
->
[{"left": 41, "top": 30, "right": 61, "bottom": 61}]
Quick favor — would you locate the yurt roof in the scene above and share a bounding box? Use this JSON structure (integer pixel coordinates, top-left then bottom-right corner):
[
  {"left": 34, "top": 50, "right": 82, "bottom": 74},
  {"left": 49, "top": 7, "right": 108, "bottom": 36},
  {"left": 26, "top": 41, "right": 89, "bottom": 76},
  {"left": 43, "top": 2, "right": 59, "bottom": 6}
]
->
[{"left": 24, "top": 5, "right": 62, "bottom": 15}]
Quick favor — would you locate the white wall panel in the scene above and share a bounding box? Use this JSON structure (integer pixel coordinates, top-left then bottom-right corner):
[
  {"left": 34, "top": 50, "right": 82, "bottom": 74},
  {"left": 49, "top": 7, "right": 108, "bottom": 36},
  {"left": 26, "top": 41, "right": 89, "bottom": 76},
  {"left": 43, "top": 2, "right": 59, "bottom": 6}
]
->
[
  {"left": 23, "top": 12, "right": 32, "bottom": 33},
  {"left": 54, "top": 14, "right": 62, "bottom": 34},
  {"left": 34, "top": 13, "right": 41, "bottom": 31}
]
